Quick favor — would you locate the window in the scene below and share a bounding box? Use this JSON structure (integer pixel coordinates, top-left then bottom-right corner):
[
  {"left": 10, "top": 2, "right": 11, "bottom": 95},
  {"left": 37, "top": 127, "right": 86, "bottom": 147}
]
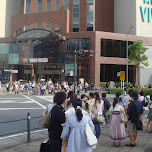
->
[
  {"left": 25, "top": 24, "right": 31, "bottom": 31},
  {"left": 46, "top": 23, "right": 51, "bottom": 30},
  {"left": 64, "top": 0, "right": 69, "bottom": 9},
  {"left": 55, "top": 0, "right": 60, "bottom": 10},
  {"left": 73, "top": 0, "right": 80, "bottom": 32},
  {"left": 87, "top": 0, "right": 94, "bottom": 31},
  {"left": 55, "top": 25, "right": 59, "bottom": 33},
  {"left": 25, "top": 0, "right": 31, "bottom": 14},
  {"left": 37, "top": 22, "right": 42, "bottom": 28},
  {"left": 37, "top": 0, "right": 43, "bottom": 12},
  {"left": 47, "top": 0, "right": 51, "bottom": 11}
]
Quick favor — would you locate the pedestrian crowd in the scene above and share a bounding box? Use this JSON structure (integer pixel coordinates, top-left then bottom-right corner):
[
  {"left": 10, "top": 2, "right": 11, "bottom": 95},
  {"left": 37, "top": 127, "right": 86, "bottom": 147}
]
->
[
  {"left": 40, "top": 89, "right": 152, "bottom": 152},
  {"left": 5, "top": 79, "right": 91, "bottom": 95}
]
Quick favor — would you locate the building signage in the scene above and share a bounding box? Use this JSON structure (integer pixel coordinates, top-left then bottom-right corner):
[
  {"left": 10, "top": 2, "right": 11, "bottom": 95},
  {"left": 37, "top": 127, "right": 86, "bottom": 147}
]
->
[
  {"left": 140, "top": 0, "right": 152, "bottom": 22},
  {"left": 22, "top": 58, "right": 48, "bottom": 64}
]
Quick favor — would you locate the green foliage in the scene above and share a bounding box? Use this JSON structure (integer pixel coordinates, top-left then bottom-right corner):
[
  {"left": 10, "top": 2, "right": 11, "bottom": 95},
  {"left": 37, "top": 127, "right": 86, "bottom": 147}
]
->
[
  {"left": 128, "top": 41, "right": 149, "bottom": 68},
  {"left": 100, "top": 82, "right": 107, "bottom": 87},
  {"left": 107, "top": 88, "right": 124, "bottom": 94},
  {"left": 129, "top": 88, "right": 152, "bottom": 96}
]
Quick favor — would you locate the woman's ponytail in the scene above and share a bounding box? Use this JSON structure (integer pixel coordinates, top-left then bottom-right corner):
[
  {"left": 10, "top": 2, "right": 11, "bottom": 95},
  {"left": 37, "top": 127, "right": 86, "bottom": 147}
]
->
[{"left": 75, "top": 107, "right": 83, "bottom": 121}]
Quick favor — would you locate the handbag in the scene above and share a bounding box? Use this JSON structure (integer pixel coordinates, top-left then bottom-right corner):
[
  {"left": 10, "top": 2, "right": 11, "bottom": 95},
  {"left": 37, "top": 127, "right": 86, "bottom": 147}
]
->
[
  {"left": 85, "top": 119, "right": 98, "bottom": 146},
  {"left": 132, "top": 102, "right": 143, "bottom": 131},
  {"left": 119, "top": 107, "right": 127, "bottom": 123},
  {"left": 39, "top": 113, "right": 51, "bottom": 128},
  {"left": 95, "top": 112, "right": 103, "bottom": 123},
  {"left": 39, "top": 139, "right": 50, "bottom": 152}
]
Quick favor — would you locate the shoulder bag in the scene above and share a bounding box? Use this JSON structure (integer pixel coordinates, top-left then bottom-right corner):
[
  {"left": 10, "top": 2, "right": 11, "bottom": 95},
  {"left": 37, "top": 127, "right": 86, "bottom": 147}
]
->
[
  {"left": 39, "top": 113, "right": 51, "bottom": 128},
  {"left": 132, "top": 102, "right": 143, "bottom": 131},
  {"left": 95, "top": 111, "right": 104, "bottom": 123},
  {"left": 119, "top": 106, "right": 127, "bottom": 123},
  {"left": 85, "top": 118, "right": 98, "bottom": 146}
]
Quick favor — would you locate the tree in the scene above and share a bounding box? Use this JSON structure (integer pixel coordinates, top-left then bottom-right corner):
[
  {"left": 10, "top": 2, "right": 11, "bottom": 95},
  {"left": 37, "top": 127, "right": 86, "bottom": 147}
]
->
[{"left": 128, "top": 41, "right": 149, "bottom": 87}]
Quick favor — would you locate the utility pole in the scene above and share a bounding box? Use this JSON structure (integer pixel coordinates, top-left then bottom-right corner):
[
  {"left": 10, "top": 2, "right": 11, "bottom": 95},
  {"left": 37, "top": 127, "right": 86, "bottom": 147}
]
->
[{"left": 74, "top": 50, "right": 77, "bottom": 93}]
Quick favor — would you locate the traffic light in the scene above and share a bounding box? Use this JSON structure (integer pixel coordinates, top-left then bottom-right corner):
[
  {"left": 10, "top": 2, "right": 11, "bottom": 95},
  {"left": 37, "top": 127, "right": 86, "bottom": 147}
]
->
[
  {"left": 78, "top": 49, "right": 89, "bottom": 56},
  {"left": 67, "top": 70, "right": 70, "bottom": 76}
]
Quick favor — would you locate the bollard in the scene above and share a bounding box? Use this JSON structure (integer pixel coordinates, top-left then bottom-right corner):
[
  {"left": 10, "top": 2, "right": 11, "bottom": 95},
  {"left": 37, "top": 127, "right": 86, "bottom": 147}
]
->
[{"left": 27, "top": 112, "right": 31, "bottom": 143}]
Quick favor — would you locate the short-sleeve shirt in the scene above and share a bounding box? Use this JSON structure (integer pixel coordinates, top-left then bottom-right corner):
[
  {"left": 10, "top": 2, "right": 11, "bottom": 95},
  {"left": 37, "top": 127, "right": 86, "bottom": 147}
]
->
[
  {"left": 49, "top": 105, "right": 65, "bottom": 140},
  {"left": 110, "top": 105, "right": 124, "bottom": 112},
  {"left": 65, "top": 107, "right": 88, "bottom": 117}
]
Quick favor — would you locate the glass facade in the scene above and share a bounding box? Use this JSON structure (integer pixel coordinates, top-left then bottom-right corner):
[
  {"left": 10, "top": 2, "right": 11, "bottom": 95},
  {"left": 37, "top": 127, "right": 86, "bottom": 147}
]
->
[
  {"left": 100, "top": 64, "right": 134, "bottom": 83},
  {"left": 101, "top": 39, "right": 133, "bottom": 58},
  {"left": 0, "top": 38, "right": 90, "bottom": 83},
  {"left": 25, "top": 0, "right": 31, "bottom": 14},
  {"left": 37, "top": 22, "right": 43, "bottom": 28},
  {"left": 55, "top": 0, "right": 60, "bottom": 10},
  {"left": 87, "top": 0, "right": 94, "bottom": 31},
  {"left": 47, "top": 0, "right": 51, "bottom": 11},
  {"left": 46, "top": 23, "right": 51, "bottom": 30},
  {"left": 37, "top": 0, "right": 43, "bottom": 12},
  {"left": 73, "top": 0, "right": 80, "bottom": 32},
  {"left": 64, "top": 0, "right": 69, "bottom": 9}
]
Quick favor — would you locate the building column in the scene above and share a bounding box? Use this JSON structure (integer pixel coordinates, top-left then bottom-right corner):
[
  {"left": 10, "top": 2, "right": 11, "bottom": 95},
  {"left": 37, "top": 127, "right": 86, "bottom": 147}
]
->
[
  {"left": 30, "top": 64, "right": 34, "bottom": 81},
  {"left": 94, "top": 33, "right": 101, "bottom": 86}
]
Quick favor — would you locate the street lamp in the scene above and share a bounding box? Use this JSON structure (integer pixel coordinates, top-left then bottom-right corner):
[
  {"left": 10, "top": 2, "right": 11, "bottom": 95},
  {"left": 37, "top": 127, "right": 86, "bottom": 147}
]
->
[{"left": 126, "top": 25, "right": 135, "bottom": 94}]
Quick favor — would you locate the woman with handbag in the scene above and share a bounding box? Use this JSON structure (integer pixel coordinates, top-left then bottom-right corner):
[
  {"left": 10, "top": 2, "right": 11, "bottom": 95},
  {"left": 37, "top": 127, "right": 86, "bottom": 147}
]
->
[
  {"left": 61, "top": 98, "right": 94, "bottom": 152},
  {"left": 92, "top": 92, "right": 104, "bottom": 139},
  {"left": 109, "top": 97, "right": 127, "bottom": 147}
]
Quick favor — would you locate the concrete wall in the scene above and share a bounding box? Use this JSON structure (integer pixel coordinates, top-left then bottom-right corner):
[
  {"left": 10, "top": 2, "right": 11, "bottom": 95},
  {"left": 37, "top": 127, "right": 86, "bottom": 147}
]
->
[
  {"left": 0, "top": 0, "right": 6, "bottom": 38},
  {"left": 140, "top": 46, "right": 152, "bottom": 87},
  {"left": 114, "top": 0, "right": 136, "bottom": 35}
]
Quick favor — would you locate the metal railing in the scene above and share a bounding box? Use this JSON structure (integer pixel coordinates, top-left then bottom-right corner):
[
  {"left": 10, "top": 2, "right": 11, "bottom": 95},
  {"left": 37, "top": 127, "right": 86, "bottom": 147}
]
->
[{"left": 0, "top": 113, "right": 44, "bottom": 143}]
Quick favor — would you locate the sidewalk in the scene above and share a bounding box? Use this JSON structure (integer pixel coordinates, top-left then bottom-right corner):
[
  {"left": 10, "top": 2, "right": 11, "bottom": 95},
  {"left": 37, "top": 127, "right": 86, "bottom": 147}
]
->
[{"left": 0, "top": 126, "right": 152, "bottom": 152}]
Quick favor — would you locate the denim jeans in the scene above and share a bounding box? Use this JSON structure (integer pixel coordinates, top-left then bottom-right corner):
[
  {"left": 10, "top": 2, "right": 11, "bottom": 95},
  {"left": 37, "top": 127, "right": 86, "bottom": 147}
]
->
[{"left": 94, "top": 120, "right": 101, "bottom": 139}]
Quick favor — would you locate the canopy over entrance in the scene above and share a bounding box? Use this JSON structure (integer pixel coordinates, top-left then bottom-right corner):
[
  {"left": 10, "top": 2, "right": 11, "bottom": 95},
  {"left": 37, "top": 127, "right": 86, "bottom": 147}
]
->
[{"left": 14, "top": 28, "right": 65, "bottom": 42}]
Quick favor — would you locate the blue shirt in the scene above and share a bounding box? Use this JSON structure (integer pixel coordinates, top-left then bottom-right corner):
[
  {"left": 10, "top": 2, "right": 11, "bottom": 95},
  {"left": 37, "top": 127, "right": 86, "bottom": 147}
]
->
[{"left": 127, "top": 100, "right": 143, "bottom": 123}]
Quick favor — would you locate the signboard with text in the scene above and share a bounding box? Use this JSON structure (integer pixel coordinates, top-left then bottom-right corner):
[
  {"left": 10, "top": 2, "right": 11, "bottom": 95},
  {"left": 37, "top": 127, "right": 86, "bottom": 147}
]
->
[
  {"left": 120, "top": 71, "right": 125, "bottom": 81},
  {"left": 22, "top": 58, "right": 48, "bottom": 64}
]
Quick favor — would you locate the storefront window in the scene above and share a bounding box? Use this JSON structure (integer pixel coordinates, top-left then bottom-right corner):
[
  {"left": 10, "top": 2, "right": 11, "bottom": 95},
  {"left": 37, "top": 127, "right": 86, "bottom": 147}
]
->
[
  {"left": 55, "top": 0, "right": 60, "bottom": 10},
  {"left": 47, "top": 0, "right": 51, "bottom": 11},
  {"left": 37, "top": 0, "right": 43, "bottom": 12},
  {"left": 64, "top": 0, "right": 69, "bottom": 9},
  {"left": 25, "top": 0, "right": 31, "bottom": 14},
  {"left": 73, "top": 0, "right": 80, "bottom": 32},
  {"left": 87, "top": 0, "right": 94, "bottom": 31}
]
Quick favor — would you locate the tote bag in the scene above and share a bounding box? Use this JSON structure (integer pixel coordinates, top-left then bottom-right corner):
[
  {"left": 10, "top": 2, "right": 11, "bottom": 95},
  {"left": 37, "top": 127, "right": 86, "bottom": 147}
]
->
[{"left": 85, "top": 119, "right": 97, "bottom": 146}]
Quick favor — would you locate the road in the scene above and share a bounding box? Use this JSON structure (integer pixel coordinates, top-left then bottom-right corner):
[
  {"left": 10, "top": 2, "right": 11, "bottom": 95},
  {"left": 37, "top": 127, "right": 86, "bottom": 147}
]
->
[
  {"left": 0, "top": 94, "right": 149, "bottom": 138},
  {"left": 0, "top": 94, "right": 53, "bottom": 137}
]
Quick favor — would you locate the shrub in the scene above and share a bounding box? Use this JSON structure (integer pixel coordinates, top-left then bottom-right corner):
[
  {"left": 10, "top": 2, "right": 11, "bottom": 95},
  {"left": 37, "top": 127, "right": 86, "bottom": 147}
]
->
[{"left": 107, "top": 88, "right": 124, "bottom": 94}]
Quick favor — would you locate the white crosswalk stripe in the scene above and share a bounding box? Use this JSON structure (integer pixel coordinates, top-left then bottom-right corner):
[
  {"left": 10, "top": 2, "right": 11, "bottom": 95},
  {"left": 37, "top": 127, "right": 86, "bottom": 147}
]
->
[{"left": 35, "top": 95, "right": 53, "bottom": 102}]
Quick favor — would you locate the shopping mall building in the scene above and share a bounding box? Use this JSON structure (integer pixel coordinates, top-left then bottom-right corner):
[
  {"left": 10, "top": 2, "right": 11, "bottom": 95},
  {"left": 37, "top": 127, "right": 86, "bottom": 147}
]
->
[{"left": 0, "top": 0, "right": 152, "bottom": 86}]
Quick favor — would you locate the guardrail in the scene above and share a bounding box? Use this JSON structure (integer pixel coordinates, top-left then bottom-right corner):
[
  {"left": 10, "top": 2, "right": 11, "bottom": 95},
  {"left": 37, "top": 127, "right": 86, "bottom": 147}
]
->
[{"left": 0, "top": 113, "right": 43, "bottom": 143}]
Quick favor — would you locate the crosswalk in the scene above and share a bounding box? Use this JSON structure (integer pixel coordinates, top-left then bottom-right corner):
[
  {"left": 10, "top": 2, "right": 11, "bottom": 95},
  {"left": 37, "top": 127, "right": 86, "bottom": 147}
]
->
[{"left": 35, "top": 95, "right": 53, "bottom": 102}]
